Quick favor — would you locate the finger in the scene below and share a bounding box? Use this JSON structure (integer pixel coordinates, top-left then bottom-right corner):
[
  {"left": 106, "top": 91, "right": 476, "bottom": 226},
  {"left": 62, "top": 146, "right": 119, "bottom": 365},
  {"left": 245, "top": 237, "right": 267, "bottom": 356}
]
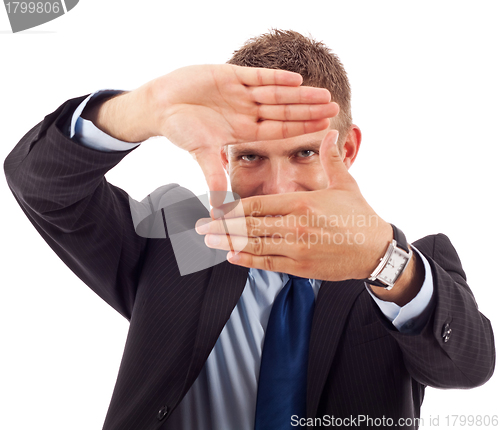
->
[
  {"left": 319, "top": 129, "right": 351, "bottom": 188},
  {"left": 250, "top": 85, "right": 331, "bottom": 105},
  {"left": 256, "top": 118, "right": 331, "bottom": 141},
  {"left": 195, "top": 215, "right": 284, "bottom": 237},
  {"left": 219, "top": 193, "right": 299, "bottom": 219},
  {"left": 194, "top": 150, "right": 228, "bottom": 206},
  {"left": 233, "top": 66, "right": 303, "bottom": 87},
  {"left": 211, "top": 197, "right": 246, "bottom": 219},
  {"left": 196, "top": 217, "right": 248, "bottom": 236},
  {"left": 205, "top": 234, "right": 293, "bottom": 257},
  {"left": 204, "top": 231, "right": 248, "bottom": 253},
  {"left": 257, "top": 102, "right": 339, "bottom": 121},
  {"left": 227, "top": 251, "right": 294, "bottom": 274}
]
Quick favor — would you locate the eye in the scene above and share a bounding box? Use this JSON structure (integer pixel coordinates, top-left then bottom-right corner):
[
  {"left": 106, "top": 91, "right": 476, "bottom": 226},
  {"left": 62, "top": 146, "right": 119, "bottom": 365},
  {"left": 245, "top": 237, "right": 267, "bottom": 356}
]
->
[
  {"left": 240, "top": 154, "right": 259, "bottom": 162},
  {"left": 296, "top": 150, "right": 316, "bottom": 158}
]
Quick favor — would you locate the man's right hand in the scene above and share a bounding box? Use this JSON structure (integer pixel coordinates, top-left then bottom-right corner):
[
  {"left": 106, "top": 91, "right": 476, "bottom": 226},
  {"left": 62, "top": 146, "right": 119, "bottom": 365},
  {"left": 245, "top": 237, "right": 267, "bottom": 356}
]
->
[{"left": 82, "top": 64, "right": 339, "bottom": 199}]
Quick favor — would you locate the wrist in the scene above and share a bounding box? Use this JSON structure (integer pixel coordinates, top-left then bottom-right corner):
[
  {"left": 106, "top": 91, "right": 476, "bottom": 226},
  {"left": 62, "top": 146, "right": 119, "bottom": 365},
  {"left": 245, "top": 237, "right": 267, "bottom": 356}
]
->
[
  {"left": 81, "top": 87, "right": 157, "bottom": 143},
  {"left": 369, "top": 250, "right": 425, "bottom": 307},
  {"left": 361, "top": 220, "right": 393, "bottom": 278},
  {"left": 363, "top": 223, "right": 425, "bottom": 306}
]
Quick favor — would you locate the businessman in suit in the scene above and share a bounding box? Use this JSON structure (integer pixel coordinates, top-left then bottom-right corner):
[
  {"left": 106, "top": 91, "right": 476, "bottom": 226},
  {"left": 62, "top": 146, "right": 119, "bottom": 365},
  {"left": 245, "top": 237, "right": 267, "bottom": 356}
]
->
[{"left": 5, "top": 30, "right": 495, "bottom": 429}]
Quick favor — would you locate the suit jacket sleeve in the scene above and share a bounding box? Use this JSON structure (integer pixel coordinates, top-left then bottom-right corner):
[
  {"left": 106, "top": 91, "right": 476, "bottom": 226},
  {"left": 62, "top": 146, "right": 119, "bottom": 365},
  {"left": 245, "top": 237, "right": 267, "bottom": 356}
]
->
[
  {"left": 4, "top": 96, "right": 146, "bottom": 321},
  {"left": 375, "top": 233, "right": 495, "bottom": 389}
]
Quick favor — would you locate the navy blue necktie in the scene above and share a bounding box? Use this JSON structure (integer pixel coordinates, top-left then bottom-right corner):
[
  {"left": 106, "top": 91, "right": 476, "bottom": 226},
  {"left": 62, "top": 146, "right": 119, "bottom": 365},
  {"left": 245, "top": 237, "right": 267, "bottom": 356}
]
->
[{"left": 254, "top": 275, "right": 315, "bottom": 430}]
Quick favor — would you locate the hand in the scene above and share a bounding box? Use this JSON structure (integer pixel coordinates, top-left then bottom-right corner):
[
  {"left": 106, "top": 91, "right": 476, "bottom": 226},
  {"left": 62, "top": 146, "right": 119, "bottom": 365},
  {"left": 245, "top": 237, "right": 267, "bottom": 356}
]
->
[
  {"left": 83, "top": 64, "right": 339, "bottom": 203},
  {"left": 195, "top": 130, "right": 393, "bottom": 282}
]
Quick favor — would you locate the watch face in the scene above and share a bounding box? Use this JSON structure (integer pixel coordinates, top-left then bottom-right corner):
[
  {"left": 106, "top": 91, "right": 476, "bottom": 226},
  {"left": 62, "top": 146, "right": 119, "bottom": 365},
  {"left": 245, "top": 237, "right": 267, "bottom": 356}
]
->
[{"left": 379, "top": 248, "right": 409, "bottom": 284}]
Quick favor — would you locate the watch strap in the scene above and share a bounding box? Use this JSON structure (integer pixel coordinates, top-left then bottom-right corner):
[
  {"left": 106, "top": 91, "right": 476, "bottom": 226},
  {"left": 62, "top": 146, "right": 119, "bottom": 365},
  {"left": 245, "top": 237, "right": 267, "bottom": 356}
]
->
[
  {"left": 366, "top": 277, "right": 387, "bottom": 288},
  {"left": 363, "top": 224, "right": 411, "bottom": 289},
  {"left": 391, "top": 223, "right": 409, "bottom": 253}
]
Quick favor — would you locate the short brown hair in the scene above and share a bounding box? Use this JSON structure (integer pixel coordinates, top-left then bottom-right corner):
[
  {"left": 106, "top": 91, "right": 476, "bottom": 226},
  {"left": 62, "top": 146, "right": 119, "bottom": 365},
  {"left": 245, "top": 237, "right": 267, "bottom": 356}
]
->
[{"left": 228, "top": 29, "right": 352, "bottom": 142}]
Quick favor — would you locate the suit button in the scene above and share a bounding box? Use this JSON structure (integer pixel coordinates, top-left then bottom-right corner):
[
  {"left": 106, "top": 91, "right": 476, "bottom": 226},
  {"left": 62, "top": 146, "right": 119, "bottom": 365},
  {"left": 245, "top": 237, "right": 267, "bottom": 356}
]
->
[
  {"left": 157, "top": 406, "right": 169, "bottom": 421},
  {"left": 442, "top": 323, "right": 452, "bottom": 343}
]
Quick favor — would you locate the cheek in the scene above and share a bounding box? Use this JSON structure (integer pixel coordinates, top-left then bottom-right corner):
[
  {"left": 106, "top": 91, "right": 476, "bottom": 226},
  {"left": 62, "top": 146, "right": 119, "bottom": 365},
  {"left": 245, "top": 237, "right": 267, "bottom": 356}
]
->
[
  {"left": 298, "top": 164, "right": 329, "bottom": 190},
  {"left": 228, "top": 166, "right": 263, "bottom": 198}
]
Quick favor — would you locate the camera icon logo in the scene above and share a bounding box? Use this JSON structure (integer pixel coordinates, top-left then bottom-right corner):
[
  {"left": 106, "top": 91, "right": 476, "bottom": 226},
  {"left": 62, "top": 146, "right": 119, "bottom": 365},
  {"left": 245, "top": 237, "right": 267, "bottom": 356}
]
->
[{"left": 129, "top": 186, "right": 247, "bottom": 276}]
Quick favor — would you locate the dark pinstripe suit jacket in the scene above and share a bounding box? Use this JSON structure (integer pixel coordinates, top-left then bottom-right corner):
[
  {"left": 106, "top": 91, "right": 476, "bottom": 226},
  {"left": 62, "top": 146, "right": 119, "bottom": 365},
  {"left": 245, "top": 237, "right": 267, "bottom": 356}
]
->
[{"left": 5, "top": 96, "right": 495, "bottom": 430}]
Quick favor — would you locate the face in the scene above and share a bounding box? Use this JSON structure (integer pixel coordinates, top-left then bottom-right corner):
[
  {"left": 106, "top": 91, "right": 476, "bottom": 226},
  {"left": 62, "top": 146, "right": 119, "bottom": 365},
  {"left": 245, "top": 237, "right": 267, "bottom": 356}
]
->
[{"left": 221, "top": 127, "right": 361, "bottom": 199}]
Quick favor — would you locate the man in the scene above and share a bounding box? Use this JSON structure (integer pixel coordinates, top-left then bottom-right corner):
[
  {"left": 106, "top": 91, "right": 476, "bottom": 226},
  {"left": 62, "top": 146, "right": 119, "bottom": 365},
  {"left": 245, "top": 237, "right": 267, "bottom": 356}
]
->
[{"left": 4, "top": 30, "right": 495, "bottom": 429}]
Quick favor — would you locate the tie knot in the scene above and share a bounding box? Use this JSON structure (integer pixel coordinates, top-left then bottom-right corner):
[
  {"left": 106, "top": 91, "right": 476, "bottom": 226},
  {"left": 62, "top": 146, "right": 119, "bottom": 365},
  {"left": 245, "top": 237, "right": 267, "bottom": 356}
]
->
[{"left": 287, "top": 275, "right": 311, "bottom": 289}]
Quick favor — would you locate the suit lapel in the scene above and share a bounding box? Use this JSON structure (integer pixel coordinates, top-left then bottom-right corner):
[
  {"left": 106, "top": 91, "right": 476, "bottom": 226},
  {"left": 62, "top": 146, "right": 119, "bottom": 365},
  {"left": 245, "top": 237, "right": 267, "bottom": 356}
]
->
[
  {"left": 307, "top": 279, "right": 366, "bottom": 417},
  {"left": 180, "top": 265, "right": 366, "bottom": 417},
  {"left": 184, "top": 260, "right": 249, "bottom": 389}
]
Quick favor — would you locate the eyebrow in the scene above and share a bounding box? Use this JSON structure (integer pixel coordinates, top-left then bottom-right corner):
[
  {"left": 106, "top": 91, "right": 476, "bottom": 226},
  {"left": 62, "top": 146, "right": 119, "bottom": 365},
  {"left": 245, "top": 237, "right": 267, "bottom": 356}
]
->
[{"left": 229, "top": 141, "right": 323, "bottom": 158}]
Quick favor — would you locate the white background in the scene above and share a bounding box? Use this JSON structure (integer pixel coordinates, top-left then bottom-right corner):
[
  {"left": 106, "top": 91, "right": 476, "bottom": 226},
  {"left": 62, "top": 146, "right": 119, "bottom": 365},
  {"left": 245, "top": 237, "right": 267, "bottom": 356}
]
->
[{"left": 1, "top": 1, "right": 499, "bottom": 429}]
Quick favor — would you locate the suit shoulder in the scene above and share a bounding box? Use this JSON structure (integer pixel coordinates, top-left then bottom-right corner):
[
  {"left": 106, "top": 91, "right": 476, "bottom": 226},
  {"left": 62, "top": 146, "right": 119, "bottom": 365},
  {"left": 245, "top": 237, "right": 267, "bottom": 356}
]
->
[{"left": 412, "top": 233, "right": 466, "bottom": 281}]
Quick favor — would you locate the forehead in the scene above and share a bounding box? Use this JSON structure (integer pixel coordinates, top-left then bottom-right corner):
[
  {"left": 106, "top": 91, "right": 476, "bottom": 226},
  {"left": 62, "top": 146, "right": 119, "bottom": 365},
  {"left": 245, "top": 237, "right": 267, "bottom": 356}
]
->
[{"left": 227, "top": 129, "right": 328, "bottom": 157}]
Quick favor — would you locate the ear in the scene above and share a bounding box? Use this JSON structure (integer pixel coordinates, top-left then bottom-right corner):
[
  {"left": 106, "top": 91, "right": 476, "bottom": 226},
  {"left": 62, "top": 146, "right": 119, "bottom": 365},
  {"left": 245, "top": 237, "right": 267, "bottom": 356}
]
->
[
  {"left": 340, "top": 125, "right": 362, "bottom": 170},
  {"left": 220, "top": 146, "right": 230, "bottom": 173}
]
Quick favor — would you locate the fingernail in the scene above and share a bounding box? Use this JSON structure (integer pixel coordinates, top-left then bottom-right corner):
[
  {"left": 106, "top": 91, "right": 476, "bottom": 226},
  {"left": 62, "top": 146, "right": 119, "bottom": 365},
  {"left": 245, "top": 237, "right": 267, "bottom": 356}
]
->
[
  {"left": 195, "top": 220, "right": 210, "bottom": 234},
  {"left": 206, "top": 235, "right": 221, "bottom": 246},
  {"left": 333, "top": 130, "right": 339, "bottom": 145},
  {"left": 228, "top": 252, "right": 240, "bottom": 263},
  {"left": 212, "top": 208, "right": 225, "bottom": 219}
]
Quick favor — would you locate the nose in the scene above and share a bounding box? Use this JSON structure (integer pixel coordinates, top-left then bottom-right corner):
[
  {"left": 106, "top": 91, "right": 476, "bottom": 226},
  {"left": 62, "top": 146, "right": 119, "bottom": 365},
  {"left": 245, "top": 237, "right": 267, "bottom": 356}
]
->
[{"left": 261, "top": 161, "right": 299, "bottom": 195}]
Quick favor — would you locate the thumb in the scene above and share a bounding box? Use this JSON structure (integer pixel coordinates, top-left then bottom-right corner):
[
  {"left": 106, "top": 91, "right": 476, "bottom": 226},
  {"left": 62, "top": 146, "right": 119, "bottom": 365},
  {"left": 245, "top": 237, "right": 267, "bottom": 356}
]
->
[
  {"left": 320, "top": 130, "right": 350, "bottom": 188},
  {"left": 193, "top": 149, "right": 228, "bottom": 208}
]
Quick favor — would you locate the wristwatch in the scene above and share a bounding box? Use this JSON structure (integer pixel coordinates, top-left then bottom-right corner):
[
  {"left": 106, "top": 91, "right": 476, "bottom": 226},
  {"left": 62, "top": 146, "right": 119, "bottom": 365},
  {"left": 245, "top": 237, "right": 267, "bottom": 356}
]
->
[{"left": 364, "top": 224, "right": 413, "bottom": 290}]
